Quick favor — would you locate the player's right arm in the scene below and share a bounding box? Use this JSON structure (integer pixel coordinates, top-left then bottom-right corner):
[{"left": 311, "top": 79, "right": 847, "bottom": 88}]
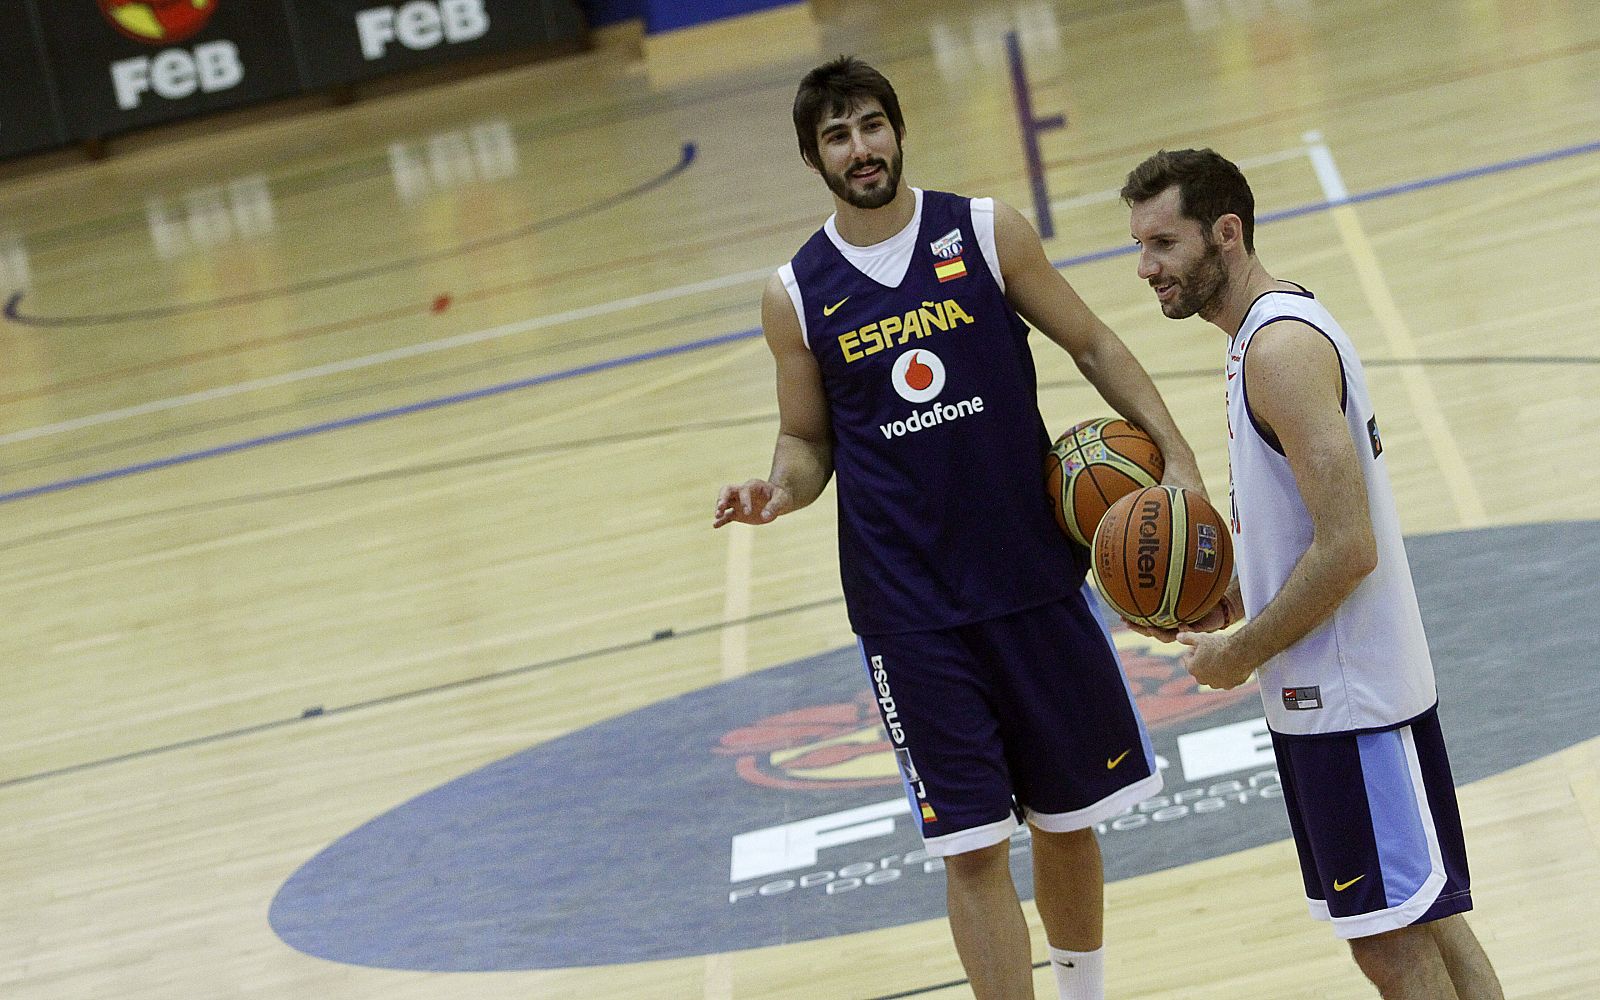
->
[
  {"left": 713, "top": 272, "right": 834, "bottom": 527},
  {"left": 990, "top": 198, "right": 1206, "bottom": 498},
  {"left": 1178, "top": 320, "right": 1377, "bottom": 688}
]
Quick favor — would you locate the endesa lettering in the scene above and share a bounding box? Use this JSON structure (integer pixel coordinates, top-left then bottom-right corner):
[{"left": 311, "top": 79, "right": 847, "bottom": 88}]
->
[
  {"left": 839, "top": 298, "right": 975, "bottom": 363},
  {"left": 879, "top": 397, "right": 984, "bottom": 439}
]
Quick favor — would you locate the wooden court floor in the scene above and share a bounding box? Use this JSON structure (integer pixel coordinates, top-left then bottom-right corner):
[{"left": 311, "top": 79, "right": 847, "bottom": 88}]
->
[{"left": 1, "top": 0, "right": 1597, "bottom": 996}]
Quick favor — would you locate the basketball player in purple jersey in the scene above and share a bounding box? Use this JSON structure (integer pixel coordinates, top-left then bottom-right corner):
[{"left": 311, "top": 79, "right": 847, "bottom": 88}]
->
[
  {"left": 714, "top": 58, "right": 1203, "bottom": 1000},
  {"left": 1122, "top": 149, "right": 1502, "bottom": 999}
]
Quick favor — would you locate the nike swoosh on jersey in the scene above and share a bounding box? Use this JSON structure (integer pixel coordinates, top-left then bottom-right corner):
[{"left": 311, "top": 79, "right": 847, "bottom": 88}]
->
[
  {"left": 1106, "top": 749, "right": 1131, "bottom": 769},
  {"left": 1333, "top": 875, "right": 1366, "bottom": 891},
  {"left": 823, "top": 297, "right": 850, "bottom": 316}
]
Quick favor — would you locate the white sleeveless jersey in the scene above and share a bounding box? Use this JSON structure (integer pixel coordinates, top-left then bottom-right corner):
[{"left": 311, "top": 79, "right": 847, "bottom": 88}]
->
[{"left": 1227, "top": 287, "right": 1437, "bottom": 735}]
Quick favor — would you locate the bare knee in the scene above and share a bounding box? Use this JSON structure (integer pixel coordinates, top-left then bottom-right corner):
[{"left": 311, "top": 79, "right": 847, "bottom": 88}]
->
[
  {"left": 1029, "top": 824, "right": 1096, "bottom": 854},
  {"left": 1348, "top": 927, "right": 1437, "bottom": 995},
  {"left": 943, "top": 841, "right": 1014, "bottom": 884}
]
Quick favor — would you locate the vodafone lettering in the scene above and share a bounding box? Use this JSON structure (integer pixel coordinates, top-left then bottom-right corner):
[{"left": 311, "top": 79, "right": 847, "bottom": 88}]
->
[{"left": 879, "top": 396, "right": 984, "bottom": 438}]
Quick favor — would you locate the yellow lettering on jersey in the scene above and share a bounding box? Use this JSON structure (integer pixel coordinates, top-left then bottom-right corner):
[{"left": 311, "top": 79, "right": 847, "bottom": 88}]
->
[
  {"left": 839, "top": 326, "right": 863, "bottom": 363},
  {"left": 879, "top": 315, "right": 903, "bottom": 345},
  {"left": 944, "top": 300, "right": 975, "bottom": 326},
  {"left": 860, "top": 322, "right": 885, "bottom": 357},
  {"left": 837, "top": 298, "right": 977, "bottom": 363}
]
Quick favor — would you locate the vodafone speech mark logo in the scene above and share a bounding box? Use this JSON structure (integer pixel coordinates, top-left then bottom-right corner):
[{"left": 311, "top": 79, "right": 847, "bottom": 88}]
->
[
  {"left": 99, "top": 0, "right": 218, "bottom": 44},
  {"left": 881, "top": 348, "right": 985, "bottom": 439},
  {"left": 891, "top": 349, "right": 944, "bottom": 403}
]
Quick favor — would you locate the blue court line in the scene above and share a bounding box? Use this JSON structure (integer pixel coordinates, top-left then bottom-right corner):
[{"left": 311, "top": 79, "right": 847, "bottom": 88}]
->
[
  {"left": 1051, "top": 137, "right": 1600, "bottom": 269},
  {"left": 0, "top": 327, "right": 756, "bottom": 504},
  {"left": 2, "top": 136, "right": 1595, "bottom": 506},
  {"left": 1005, "top": 31, "right": 1068, "bottom": 240}
]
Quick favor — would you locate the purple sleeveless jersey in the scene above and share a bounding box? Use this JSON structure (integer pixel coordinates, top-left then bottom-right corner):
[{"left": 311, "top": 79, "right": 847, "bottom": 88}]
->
[{"left": 790, "top": 191, "right": 1084, "bottom": 635}]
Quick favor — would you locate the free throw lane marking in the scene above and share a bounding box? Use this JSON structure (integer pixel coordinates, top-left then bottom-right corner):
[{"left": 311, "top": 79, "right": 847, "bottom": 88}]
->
[{"left": 1304, "top": 131, "right": 1488, "bottom": 529}]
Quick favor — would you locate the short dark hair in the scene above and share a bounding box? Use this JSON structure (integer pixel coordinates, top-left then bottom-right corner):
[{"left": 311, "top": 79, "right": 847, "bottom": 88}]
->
[
  {"left": 1121, "top": 149, "right": 1256, "bottom": 254},
  {"left": 793, "top": 56, "right": 905, "bottom": 170}
]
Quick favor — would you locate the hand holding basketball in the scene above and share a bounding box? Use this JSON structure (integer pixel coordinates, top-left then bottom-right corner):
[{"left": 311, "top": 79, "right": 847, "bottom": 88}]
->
[
  {"left": 1124, "top": 588, "right": 1238, "bottom": 642},
  {"left": 1045, "top": 417, "right": 1165, "bottom": 547}
]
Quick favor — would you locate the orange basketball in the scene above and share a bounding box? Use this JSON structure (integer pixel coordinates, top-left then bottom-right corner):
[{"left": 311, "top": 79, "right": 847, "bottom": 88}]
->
[
  {"left": 1045, "top": 417, "right": 1165, "bottom": 547},
  {"left": 1091, "top": 486, "right": 1233, "bottom": 629}
]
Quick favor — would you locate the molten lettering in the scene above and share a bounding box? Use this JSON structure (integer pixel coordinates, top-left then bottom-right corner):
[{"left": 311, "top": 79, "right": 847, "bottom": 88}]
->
[{"left": 1136, "top": 498, "right": 1162, "bottom": 589}]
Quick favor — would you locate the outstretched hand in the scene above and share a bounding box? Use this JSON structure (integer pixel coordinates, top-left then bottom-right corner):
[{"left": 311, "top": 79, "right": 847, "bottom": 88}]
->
[{"left": 714, "top": 479, "right": 793, "bottom": 528}]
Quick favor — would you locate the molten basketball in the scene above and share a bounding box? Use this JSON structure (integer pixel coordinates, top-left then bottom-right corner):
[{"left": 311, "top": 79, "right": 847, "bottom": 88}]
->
[
  {"left": 1091, "top": 486, "right": 1233, "bottom": 629},
  {"left": 1045, "top": 417, "right": 1165, "bottom": 547}
]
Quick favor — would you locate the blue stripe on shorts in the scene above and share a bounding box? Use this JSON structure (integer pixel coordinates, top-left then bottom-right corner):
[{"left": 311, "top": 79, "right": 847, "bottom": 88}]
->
[{"left": 1356, "top": 728, "right": 1432, "bottom": 908}]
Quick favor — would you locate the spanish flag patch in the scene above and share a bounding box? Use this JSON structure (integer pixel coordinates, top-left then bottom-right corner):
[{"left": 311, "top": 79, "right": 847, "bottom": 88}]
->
[
  {"left": 920, "top": 802, "right": 938, "bottom": 822},
  {"left": 934, "top": 255, "right": 967, "bottom": 283}
]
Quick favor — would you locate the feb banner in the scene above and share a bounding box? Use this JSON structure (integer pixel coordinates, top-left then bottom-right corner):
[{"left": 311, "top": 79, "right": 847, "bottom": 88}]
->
[
  {"left": 33, "top": 0, "right": 306, "bottom": 140},
  {"left": 285, "top": 0, "right": 586, "bottom": 90}
]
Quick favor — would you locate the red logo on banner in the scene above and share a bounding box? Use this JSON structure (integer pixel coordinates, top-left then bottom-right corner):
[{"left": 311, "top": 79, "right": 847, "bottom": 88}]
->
[{"left": 98, "top": 0, "right": 218, "bottom": 44}]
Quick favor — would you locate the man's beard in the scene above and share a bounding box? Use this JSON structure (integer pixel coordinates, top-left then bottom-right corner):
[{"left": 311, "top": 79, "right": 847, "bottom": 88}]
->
[
  {"left": 1163, "top": 236, "right": 1229, "bottom": 320},
  {"left": 824, "top": 148, "right": 903, "bottom": 209}
]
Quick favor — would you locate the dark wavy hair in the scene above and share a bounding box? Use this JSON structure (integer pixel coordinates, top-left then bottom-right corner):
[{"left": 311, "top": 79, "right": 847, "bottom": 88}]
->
[
  {"left": 792, "top": 56, "right": 905, "bottom": 170},
  {"left": 1121, "top": 148, "right": 1256, "bottom": 254}
]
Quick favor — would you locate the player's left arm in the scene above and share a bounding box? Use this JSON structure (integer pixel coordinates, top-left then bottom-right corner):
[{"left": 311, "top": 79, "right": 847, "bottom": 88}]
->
[
  {"left": 991, "top": 198, "right": 1206, "bottom": 497},
  {"left": 1180, "top": 320, "right": 1378, "bottom": 689}
]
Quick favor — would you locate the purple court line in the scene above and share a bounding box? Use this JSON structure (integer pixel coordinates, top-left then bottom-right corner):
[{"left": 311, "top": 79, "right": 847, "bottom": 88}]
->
[
  {"left": 1, "top": 136, "right": 1595, "bottom": 506},
  {"left": 1054, "top": 137, "right": 1600, "bottom": 268},
  {"left": 1005, "top": 32, "right": 1067, "bottom": 240},
  {"left": 0, "top": 327, "right": 755, "bottom": 504},
  {"left": 4, "top": 143, "right": 698, "bottom": 328}
]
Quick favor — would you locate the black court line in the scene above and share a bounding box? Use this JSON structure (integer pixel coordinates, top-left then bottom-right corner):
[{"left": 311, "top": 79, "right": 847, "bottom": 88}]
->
[
  {"left": 865, "top": 960, "right": 1051, "bottom": 1000},
  {"left": 0, "top": 596, "right": 843, "bottom": 791},
  {"left": 7, "top": 332, "right": 1587, "bottom": 780},
  {"left": 0, "top": 134, "right": 1595, "bottom": 505},
  {"left": 7, "top": 354, "right": 1595, "bottom": 547}
]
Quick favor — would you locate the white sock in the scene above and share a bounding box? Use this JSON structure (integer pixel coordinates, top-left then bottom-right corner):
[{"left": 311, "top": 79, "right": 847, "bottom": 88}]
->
[{"left": 1048, "top": 945, "right": 1104, "bottom": 1000}]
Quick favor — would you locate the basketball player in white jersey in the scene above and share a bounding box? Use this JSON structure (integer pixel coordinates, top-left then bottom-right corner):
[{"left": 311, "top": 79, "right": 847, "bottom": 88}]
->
[{"left": 1120, "top": 149, "right": 1503, "bottom": 999}]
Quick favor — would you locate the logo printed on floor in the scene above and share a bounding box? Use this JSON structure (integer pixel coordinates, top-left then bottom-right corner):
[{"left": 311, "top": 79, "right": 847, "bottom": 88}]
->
[{"left": 269, "top": 523, "right": 1598, "bottom": 970}]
